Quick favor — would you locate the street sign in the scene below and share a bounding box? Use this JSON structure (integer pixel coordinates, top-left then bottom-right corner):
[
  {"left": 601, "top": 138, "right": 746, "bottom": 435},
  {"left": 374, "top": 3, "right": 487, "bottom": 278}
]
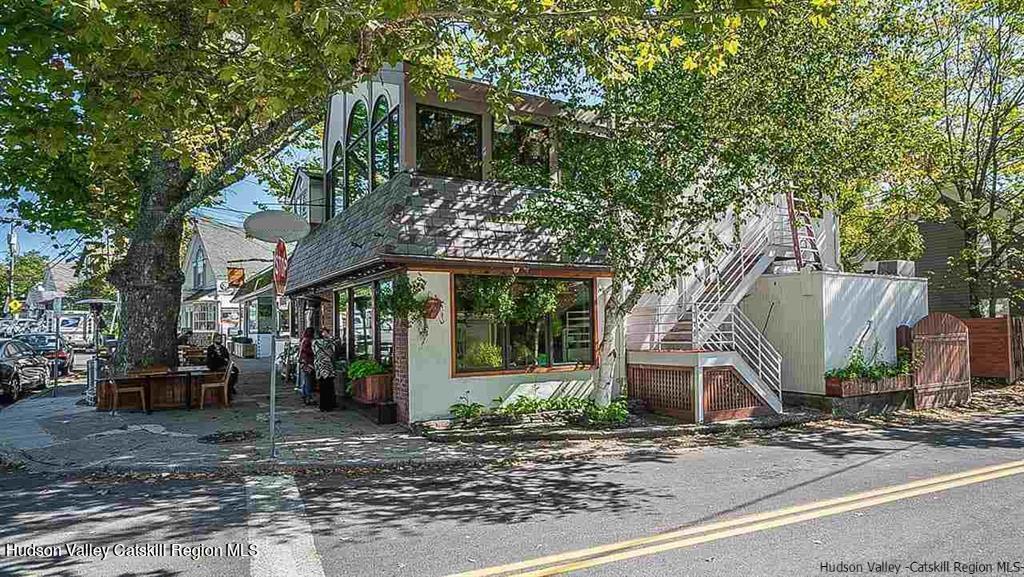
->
[
  {"left": 273, "top": 239, "right": 288, "bottom": 296},
  {"left": 8, "top": 299, "right": 22, "bottom": 314}
]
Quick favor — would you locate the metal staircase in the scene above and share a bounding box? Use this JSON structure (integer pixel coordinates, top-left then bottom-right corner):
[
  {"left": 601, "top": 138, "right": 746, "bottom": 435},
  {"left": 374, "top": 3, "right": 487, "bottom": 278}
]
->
[{"left": 626, "top": 192, "right": 824, "bottom": 416}]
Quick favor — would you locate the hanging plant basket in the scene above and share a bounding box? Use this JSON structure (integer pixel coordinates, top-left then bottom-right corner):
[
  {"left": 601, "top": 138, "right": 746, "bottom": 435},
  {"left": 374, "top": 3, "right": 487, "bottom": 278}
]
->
[{"left": 424, "top": 296, "right": 444, "bottom": 320}]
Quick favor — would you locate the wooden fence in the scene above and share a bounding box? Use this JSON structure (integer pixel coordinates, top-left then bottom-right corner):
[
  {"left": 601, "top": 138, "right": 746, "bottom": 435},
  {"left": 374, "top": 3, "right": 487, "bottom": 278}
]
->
[
  {"left": 962, "top": 316, "right": 1024, "bottom": 383},
  {"left": 900, "top": 313, "right": 971, "bottom": 409}
]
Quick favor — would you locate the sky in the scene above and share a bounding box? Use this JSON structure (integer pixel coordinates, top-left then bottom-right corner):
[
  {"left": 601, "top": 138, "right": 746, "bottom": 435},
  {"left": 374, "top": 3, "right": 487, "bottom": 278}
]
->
[{"left": 2, "top": 179, "right": 279, "bottom": 261}]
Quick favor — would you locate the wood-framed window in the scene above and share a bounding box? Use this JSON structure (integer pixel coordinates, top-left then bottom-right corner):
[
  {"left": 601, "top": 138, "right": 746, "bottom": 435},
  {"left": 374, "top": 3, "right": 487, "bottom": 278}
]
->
[
  {"left": 492, "top": 121, "right": 551, "bottom": 187},
  {"left": 452, "top": 274, "right": 595, "bottom": 375},
  {"left": 192, "top": 302, "right": 217, "bottom": 332},
  {"left": 416, "top": 105, "right": 482, "bottom": 180},
  {"left": 334, "top": 278, "right": 398, "bottom": 366}
]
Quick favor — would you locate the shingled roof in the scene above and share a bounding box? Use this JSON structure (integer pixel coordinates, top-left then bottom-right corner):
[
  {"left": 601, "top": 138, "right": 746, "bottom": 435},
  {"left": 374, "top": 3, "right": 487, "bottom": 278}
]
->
[
  {"left": 192, "top": 217, "right": 277, "bottom": 279},
  {"left": 285, "top": 173, "right": 607, "bottom": 294}
]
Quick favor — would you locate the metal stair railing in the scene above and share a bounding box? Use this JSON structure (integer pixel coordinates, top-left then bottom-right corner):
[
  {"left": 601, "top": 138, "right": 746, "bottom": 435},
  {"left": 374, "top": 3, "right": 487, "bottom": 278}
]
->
[{"left": 694, "top": 303, "right": 782, "bottom": 403}]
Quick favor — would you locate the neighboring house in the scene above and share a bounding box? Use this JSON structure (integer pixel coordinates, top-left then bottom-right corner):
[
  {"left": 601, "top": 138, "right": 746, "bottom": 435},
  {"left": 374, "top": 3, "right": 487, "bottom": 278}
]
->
[
  {"left": 39, "top": 261, "right": 80, "bottom": 299},
  {"left": 915, "top": 219, "right": 1024, "bottom": 318},
  {"left": 285, "top": 64, "right": 930, "bottom": 425},
  {"left": 231, "top": 266, "right": 294, "bottom": 358},
  {"left": 180, "top": 217, "right": 276, "bottom": 342}
]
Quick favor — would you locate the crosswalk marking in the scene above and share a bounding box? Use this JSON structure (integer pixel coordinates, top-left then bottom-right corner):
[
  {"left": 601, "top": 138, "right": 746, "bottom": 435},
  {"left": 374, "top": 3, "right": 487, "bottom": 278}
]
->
[{"left": 245, "top": 475, "right": 326, "bottom": 577}]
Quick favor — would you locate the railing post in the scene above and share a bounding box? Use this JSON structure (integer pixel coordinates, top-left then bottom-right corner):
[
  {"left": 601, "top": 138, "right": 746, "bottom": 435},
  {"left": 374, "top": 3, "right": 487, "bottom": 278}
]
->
[
  {"left": 757, "top": 330, "right": 763, "bottom": 379},
  {"left": 694, "top": 354, "right": 705, "bottom": 424}
]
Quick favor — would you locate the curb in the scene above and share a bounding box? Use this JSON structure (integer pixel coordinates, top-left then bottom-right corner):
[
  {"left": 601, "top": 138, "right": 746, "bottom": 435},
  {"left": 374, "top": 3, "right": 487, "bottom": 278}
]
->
[
  {"left": 419, "top": 412, "right": 824, "bottom": 443},
  {"left": 8, "top": 453, "right": 594, "bottom": 479}
]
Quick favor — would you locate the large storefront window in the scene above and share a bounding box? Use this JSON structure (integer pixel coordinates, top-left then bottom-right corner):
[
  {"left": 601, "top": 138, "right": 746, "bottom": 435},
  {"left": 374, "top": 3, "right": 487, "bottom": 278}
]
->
[
  {"left": 352, "top": 285, "right": 374, "bottom": 360},
  {"left": 454, "top": 275, "right": 594, "bottom": 373},
  {"left": 416, "top": 105, "right": 482, "bottom": 179},
  {"left": 376, "top": 279, "right": 394, "bottom": 366},
  {"left": 335, "top": 290, "right": 349, "bottom": 358},
  {"left": 492, "top": 122, "right": 550, "bottom": 188}
]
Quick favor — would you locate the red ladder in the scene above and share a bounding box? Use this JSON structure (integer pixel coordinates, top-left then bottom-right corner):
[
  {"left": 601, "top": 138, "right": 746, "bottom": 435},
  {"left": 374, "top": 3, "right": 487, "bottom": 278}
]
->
[{"left": 785, "top": 190, "right": 822, "bottom": 271}]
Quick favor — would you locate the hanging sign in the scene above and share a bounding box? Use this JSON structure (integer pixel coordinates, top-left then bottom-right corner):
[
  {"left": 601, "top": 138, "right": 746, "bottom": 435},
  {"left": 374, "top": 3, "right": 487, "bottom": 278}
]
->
[
  {"left": 273, "top": 239, "right": 288, "bottom": 296},
  {"left": 227, "top": 267, "right": 246, "bottom": 287}
]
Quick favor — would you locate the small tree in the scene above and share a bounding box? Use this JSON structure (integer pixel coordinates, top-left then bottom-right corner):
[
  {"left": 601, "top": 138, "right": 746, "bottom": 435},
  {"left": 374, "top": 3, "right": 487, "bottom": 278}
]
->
[
  {"left": 0, "top": 250, "right": 47, "bottom": 301},
  {"left": 914, "top": 0, "right": 1024, "bottom": 316}
]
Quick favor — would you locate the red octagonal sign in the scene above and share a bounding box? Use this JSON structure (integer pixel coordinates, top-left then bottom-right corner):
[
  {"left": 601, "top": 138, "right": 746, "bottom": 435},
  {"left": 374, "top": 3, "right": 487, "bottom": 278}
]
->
[{"left": 273, "top": 239, "right": 288, "bottom": 296}]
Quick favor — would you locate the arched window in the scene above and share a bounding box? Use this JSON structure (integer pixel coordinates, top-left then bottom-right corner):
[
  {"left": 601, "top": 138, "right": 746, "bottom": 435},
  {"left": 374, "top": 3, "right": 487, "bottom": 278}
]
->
[
  {"left": 345, "top": 100, "right": 370, "bottom": 207},
  {"left": 330, "top": 142, "right": 344, "bottom": 217},
  {"left": 192, "top": 247, "right": 206, "bottom": 288},
  {"left": 371, "top": 96, "right": 391, "bottom": 189}
]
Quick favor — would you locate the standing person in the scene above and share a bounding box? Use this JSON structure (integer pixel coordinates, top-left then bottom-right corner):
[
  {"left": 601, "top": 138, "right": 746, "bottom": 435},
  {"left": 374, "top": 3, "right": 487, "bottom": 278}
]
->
[
  {"left": 298, "top": 327, "right": 315, "bottom": 405},
  {"left": 313, "top": 328, "right": 337, "bottom": 412}
]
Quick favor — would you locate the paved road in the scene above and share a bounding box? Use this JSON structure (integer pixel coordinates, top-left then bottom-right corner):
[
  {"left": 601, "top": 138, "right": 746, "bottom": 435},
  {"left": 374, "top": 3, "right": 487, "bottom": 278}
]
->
[{"left": 2, "top": 413, "right": 1024, "bottom": 577}]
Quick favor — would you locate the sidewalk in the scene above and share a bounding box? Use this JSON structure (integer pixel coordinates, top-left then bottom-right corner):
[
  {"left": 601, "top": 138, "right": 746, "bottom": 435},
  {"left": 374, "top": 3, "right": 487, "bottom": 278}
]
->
[{"left": 0, "top": 358, "right": 610, "bottom": 474}]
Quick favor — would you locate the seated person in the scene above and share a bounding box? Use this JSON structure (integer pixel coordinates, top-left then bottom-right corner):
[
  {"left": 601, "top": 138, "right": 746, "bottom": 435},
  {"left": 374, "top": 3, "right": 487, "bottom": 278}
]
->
[
  {"left": 177, "top": 330, "right": 194, "bottom": 347},
  {"left": 206, "top": 333, "right": 239, "bottom": 395}
]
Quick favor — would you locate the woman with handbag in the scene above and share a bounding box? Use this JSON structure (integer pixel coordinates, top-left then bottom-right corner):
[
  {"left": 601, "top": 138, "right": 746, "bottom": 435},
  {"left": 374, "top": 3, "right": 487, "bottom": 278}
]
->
[{"left": 313, "top": 327, "right": 338, "bottom": 412}]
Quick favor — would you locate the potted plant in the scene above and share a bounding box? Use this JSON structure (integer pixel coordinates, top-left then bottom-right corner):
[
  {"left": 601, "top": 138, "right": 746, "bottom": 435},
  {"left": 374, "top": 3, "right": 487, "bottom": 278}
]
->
[{"left": 347, "top": 359, "right": 392, "bottom": 404}]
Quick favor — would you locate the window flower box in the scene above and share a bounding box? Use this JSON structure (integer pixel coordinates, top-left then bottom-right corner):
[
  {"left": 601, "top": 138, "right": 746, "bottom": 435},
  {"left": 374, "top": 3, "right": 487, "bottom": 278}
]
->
[
  {"left": 352, "top": 372, "right": 393, "bottom": 404},
  {"left": 825, "top": 375, "right": 913, "bottom": 398}
]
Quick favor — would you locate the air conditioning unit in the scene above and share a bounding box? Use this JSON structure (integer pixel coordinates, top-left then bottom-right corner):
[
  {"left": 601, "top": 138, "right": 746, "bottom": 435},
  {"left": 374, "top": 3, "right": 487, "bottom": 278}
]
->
[{"left": 876, "top": 260, "right": 915, "bottom": 277}]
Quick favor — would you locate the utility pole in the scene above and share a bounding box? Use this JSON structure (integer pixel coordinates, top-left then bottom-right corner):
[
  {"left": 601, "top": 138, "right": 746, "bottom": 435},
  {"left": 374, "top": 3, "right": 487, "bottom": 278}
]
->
[{"left": 5, "top": 223, "right": 16, "bottom": 317}]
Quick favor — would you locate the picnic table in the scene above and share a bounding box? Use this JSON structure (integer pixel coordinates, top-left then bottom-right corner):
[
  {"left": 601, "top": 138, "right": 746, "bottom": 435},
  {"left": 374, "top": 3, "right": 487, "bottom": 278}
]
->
[{"left": 97, "top": 365, "right": 224, "bottom": 412}]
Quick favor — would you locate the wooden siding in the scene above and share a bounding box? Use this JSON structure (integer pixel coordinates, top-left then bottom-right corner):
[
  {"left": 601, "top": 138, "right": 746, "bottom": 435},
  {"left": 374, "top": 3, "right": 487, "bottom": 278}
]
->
[
  {"left": 627, "top": 364, "right": 695, "bottom": 421},
  {"left": 916, "top": 220, "right": 971, "bottom": 318},
  {"left": 962, "top": 317, "right": 1024, "bottom": 383}
]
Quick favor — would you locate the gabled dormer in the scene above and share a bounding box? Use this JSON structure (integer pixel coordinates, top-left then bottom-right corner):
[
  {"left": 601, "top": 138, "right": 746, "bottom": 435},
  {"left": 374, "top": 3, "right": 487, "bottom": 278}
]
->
[{"left": 289, "top": 167, "right": 325, "bottom": 227}]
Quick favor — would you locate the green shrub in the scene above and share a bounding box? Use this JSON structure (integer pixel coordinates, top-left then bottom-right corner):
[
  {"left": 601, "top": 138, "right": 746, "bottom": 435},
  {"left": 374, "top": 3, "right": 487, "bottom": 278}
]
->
[
  {"left": 824, "top": 343, "right": 918, "bottom": 381},
  {"left": 464, "top": 342, "right": 503, "bottom": 369},
  {"left": 581, "top": 399, "right": 630, "bottom": 425},
  {"left": 347, "top": 359, "right": 388, "bottom": 380},
  {"left": 449, "top": 392, "right": 487, "bottom": 420}
]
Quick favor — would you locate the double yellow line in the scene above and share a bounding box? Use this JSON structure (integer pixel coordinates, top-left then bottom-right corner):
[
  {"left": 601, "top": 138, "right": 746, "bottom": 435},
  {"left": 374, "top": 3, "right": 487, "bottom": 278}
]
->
[{"left": 445, "top": 459, "right": 1024, "bottom": 577}]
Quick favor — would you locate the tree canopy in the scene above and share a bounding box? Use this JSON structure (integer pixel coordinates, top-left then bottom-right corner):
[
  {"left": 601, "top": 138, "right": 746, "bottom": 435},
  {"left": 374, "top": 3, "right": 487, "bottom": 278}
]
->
[
  {"left": 521, "top": 0, "right": 934, "bottom": 400},
  {"left": 1, "top": 250, "right": 47, "bottom": 301}
]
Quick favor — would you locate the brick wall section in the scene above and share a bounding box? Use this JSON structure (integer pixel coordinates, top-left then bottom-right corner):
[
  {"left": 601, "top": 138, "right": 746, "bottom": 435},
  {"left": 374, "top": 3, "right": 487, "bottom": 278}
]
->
[
  {"left": 392, "top": 319, "right": 410, "bottom": 424},
  {"left": 319, "top": 291, "right": 335, "bottom": 334}
]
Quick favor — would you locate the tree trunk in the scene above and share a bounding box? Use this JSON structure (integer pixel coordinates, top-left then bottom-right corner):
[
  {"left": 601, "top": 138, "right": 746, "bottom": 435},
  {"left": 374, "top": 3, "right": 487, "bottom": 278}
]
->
[
  {"left": 108, "top": 159, "right": 188, "bottom": 370},
  {"left": 594, "top": 304, "right": 623, "bottom": 406}
]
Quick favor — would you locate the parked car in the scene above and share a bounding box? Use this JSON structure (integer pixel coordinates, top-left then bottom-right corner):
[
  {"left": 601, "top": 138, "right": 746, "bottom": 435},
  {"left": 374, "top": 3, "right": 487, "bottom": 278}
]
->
[
  {"left": 0, "top": 338, "right": 50, "bottom": 401},
  {"left": 16, "top": 333, "right": 75, "bottom": 375}
]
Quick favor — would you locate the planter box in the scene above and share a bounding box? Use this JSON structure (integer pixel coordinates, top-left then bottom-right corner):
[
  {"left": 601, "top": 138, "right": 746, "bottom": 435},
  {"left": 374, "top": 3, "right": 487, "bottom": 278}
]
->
[
  {"left": 352, "top": 373, "right": 393, "bottom": 404},
  {"left": 825, "top": 375, "right": 913, "bottom": 398},
  {"left": 231, "top": 342, "right": 256, "bottom": 358}
]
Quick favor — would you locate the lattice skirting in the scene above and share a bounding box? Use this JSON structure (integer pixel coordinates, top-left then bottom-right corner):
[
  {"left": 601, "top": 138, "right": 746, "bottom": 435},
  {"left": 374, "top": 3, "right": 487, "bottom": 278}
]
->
[
  {"left": 702, "top": 367, "right": 770, "bottom": 421},
  {"left": 627, "top": 364, "right": 695, "bottom": 421}
]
